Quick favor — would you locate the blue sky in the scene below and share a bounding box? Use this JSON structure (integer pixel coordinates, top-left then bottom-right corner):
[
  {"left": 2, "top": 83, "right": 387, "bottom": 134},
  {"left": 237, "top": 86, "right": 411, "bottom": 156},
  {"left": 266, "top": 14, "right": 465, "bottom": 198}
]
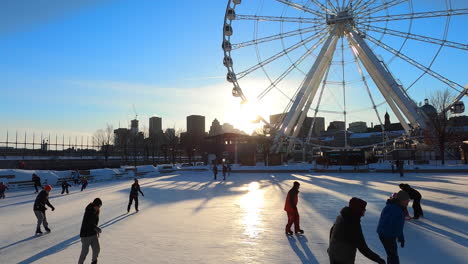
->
[{"left": 1, "top": 0, "right": 467, "bottom": 141}]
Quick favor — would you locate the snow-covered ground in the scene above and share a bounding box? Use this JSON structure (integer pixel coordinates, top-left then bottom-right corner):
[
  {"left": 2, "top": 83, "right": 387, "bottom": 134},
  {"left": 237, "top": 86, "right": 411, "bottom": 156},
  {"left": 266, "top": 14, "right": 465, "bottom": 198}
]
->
[{"left": 0, "top": 171, "right": 467, "bottom": 264}]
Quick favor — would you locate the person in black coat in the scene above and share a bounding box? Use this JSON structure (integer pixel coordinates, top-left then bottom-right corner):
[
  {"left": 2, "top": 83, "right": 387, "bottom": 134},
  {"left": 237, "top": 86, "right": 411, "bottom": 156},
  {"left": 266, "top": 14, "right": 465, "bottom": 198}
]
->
[
  {"left": 78, "top": 198, "right": 102, "bottom": 264},
  {"left": 399, "top": 183, "right": 423, "bottom": 219},
  {"left": 127, "top": 179, "right": 144, "bottom": 213},
  {"left": 32, "top": 173, "right": 42, "bottom": 193},
  {"left": 61, "top": 180, "right": 72, "bottom": 194},
  {"left": 222, "top": 164, "right": 227, "bottom": 180},
  {"left": 33, "top": 185, "right": 55, "bottom": 234},
  {"left": 328, "top": 197, "right": 385, "bottom": 264},
  {"left": 213, "top": 163, "right": 218, "bottom": 180}
]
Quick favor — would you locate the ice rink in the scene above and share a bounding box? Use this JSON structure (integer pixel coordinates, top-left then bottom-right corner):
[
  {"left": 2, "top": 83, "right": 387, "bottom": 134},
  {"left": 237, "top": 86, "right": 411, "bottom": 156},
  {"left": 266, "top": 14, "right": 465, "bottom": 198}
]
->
[{"left": 1, "top": 171, "right": 467, "bottom": 263}]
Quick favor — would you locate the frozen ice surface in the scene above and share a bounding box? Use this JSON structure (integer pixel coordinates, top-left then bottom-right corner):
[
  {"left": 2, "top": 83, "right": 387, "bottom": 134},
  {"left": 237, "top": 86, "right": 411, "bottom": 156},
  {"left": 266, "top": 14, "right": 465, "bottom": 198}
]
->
[{"left": 1, "top": 172, "right": 467, "bottom": 263}]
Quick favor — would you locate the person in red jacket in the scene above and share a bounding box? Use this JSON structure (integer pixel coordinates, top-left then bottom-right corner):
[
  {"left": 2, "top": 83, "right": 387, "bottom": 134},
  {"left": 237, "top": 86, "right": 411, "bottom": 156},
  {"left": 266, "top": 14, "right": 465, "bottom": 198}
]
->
[
  {"left": 284, "top": 181, "right": 304, "bottom": 235},
  {"left": 0, "top": 182, "right": 9, "bottom": 199}
]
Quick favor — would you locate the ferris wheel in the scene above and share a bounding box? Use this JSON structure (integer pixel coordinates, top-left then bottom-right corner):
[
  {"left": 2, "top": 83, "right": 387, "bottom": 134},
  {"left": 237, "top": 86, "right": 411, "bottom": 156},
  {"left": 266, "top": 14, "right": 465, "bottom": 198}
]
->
[{"left": 222, "top": 0, "right": 468, "bottom": 152}]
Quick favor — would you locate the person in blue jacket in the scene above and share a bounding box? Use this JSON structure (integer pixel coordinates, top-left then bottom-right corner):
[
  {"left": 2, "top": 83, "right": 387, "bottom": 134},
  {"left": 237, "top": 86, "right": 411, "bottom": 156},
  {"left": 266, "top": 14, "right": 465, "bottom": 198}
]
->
[{"left": 377, "top": 190, "right": 410, "bottom": 264}]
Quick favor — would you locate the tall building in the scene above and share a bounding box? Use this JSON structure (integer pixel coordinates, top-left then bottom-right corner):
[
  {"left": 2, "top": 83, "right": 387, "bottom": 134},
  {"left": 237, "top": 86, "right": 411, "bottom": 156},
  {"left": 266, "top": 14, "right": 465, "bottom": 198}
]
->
[
  {"left": 348, "top": 121, "right": 367, "bottom": 133},
  {"left": 187, "top": 115, "right": 205, "bottom": 136},
  {"left": 149, "top": 116, "right": 162, "bottom": 138},
  {"left": 186, "top": 115, "right": 206, "bottom": 149},
  {"left": 384, "top": 111, "right": 391, "bottom": 130},
  {"left": 209, "top": 118, "right": 223, "bottom": 136},
  {"left": 327, "top": 121, "right": 345, "bottom": 132},
  {"left": 130, "top": 119, "right": 139, "bottom": 135}
]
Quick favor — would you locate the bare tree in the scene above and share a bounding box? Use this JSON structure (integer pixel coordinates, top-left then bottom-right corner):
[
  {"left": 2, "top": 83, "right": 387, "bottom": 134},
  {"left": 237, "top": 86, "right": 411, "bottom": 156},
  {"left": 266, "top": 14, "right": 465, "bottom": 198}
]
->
[
  {"left": 424, "top": 89, "right": 459, "bottom": 165},
  {"left": 93, "top": 124, "right": 114, "bottom": 162}
]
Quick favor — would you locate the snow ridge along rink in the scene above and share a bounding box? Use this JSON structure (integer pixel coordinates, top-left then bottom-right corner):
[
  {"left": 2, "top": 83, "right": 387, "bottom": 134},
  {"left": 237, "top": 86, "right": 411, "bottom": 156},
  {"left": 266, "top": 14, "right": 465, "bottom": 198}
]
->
[{"left": 1, "top": 172, "right": 467, "bottom": 263}]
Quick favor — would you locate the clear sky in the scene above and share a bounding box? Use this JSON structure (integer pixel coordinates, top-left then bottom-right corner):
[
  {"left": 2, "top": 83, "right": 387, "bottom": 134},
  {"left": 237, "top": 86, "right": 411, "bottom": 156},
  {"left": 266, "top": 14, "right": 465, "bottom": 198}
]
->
[{"left": 1, "top": 0, "right": 467, "bottom": 142}]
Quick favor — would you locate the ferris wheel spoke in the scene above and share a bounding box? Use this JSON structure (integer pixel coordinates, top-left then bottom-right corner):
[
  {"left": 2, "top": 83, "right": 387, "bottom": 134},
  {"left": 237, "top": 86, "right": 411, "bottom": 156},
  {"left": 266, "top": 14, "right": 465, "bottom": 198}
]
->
[
  {"left": 353, "top": 0, "right": 380, "bottom": 15},
  {"left": 355, "top": 0, "right": 408, "bottom": 17},
  {"left": 309, "top": 0, "right": 335, "bottom": 14},
  {"left": 257, "top": 34, "right": 329, "bottom": 100},
  {"left": 236, "top": 30, "right": 328, "bottom": 79},
  {"left": 232, "top": 25, "right": 325, "bottom": 50},
  {"left": 273, "top": 0, "right": 326, "bottom": 18},
  {"left": 235, "top": 14, "right": 321, "bottom": 23},
  {"left": 365, "top": 34, "right": 465, "bottom": 93},
  {"left": 358, "top": 25, "right": 468, "bottom": 51},
  {"left": 358, "top": 8, "right": 468, "bottom": 23}
]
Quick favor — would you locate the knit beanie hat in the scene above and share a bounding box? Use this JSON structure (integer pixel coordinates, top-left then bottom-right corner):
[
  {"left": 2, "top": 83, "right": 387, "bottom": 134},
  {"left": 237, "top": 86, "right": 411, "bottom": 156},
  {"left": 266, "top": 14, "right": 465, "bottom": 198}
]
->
[
  {"left": 349, "top": 197, "right": 367, "bottom": 216},
  {"left": 92, "top": 198, "right": 103, "bottom": 207},
  {"left": 396, "top": 191, "right": 410, "bottom": 201}
]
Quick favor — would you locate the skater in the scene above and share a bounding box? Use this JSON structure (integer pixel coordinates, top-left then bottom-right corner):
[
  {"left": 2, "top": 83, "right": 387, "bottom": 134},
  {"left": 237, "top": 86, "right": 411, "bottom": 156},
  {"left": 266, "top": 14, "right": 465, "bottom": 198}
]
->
[
  {"left": 227, "top": 163, "right": 232, "bottom": 176},
  {"left": 377, "top": 190, "right": 410, "bottom": 264},
  {"left": 212, "top": 163, "right": 218, "bottom": 180},
  {"left": 390, "top": 193, "right": 411, "bottom": 220},
  {"left": 328, "top": 197, "right": 385, "bottom": 264},
  {"left": 284, "top": 181, "right": 303, "bottom": 235},
  {"left": 81, "top": 177, "right": 88, "bottom": 191},
  {"left": 61, "top": 180, "right": 72, "bottom": 194},
  {"left": 222, "top": 163, "right": 227, "bottom": 180},
  {"left": 391, "top": 161, "right": 395, "bottom": 173},
  {"left": 399, "top": 184, "right": 423, "bottom": 219},
  {"left": 32, "top": 173, "right": 42, "bottom": 193},
  {"left": 396, "top": 160, "right": 404, "bottom": 177},
  {"left": 33, "top": 185, "right": 55, "bottom": 235},
  {"left": 127, "top": 179, "right": 144, "bottom": 213},
  {"left": 0, "top": 181, "right": 9, "bottom": 199},
  {"left": 72, "top": 170, "right": 80, "bottom": 185},
  {"left": 78, "top": 198, "right": 103, "bottom": 264}
]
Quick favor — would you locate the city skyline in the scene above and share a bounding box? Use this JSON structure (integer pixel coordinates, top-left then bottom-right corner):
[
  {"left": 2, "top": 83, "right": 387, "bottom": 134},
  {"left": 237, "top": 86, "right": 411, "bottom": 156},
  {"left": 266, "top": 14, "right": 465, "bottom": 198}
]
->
[{"left": 1, "top": 1, "right": 467, "bottom": 140}]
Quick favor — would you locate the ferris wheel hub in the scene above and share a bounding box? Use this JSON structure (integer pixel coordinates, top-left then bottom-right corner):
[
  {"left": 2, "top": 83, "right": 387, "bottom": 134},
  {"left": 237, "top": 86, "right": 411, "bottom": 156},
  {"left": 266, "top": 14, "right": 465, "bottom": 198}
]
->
[{"left": 326, "top": 9, "right": 354, "bottom": 26}]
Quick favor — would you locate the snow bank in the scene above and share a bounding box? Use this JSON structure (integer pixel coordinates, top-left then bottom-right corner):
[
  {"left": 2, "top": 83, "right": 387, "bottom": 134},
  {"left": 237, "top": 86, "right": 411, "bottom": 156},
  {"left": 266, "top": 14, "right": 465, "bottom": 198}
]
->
[{"left": 0, "top": 169, "right": 59, "bottom": 186}]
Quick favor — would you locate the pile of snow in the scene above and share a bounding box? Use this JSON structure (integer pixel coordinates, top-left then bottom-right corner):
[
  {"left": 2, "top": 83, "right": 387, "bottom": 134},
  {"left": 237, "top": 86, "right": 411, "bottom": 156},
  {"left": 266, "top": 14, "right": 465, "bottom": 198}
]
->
[
  {"left": 0, "top": 165, "right": 160, "bottom": 189},
  {"left": 0, "top": 169, "right": 60, "bottom": 186}
]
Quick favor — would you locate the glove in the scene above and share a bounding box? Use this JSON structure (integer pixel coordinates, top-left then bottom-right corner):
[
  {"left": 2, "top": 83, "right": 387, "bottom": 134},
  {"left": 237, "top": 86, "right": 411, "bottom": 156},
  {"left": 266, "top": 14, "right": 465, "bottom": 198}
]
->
[
  {"left": 377, "top": 258, "right": 386, "bottom": 264},
  {"left": 142, "top": 194, "right": 144, "bottom": 197},
  {"left": 400, "top": 240, "right": 405, "bottom": 248},
  {"left": 51, "top": 207, "right": 55, "bottom": 211},
  {"left": 95, "top": 227, "right": 102, "bottom": 234}
]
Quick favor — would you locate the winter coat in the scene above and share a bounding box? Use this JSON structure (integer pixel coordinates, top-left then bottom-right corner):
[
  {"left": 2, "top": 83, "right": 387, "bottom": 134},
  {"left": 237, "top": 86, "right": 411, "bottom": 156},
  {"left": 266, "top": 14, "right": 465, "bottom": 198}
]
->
[
  {"left": 32, "top": 175, "right": 41, "bottom": 185},
  {"left": 62, "top": 181, "right": 71, "bottom": 188},
  {"left": 130, "top": 183, "right": 144, "bottom": 197},
  {"left": 33, "top": 190, "right": 54, "bottom": 212},
  {"left": 0, "top": 183, "right": 8, "bottom": 191},
  {"left": 80, "top": 203, "right": 100, "bottom": 237},
  {"left": 400, "top": 184, "right": 421, "bottom": 200},
  {"left": 377, "top": 198, "right": 406, "bottom": 241},
  {"left": 328, "top": 207, "right": 383, "bottom": 264},
  {"left": 284, "top": 188, "right": 299, "bottom": 213}
]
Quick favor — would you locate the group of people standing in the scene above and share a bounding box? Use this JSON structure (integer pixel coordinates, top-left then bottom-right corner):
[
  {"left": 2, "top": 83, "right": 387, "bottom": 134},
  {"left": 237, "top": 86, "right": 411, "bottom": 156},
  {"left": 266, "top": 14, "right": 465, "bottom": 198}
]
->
[
  {"left": 212, "top": 162, "right": 231, "bottom": 181},
  {"left": 284, "top": 181, "right": 424, "bottom": 264}
]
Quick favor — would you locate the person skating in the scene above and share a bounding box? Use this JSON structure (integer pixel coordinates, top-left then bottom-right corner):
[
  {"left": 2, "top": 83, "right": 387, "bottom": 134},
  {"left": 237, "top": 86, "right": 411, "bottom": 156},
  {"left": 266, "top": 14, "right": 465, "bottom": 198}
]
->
[
  {"left": 396, "top": 160, "right": 404, "bottom": 177},
  {"left": 33, "top": 185, "right": 55, "bottom": 235},
  {"left": 61, "top": 180, "right": 72, "bottom": 194},
  {"left": 72, "top": 170, "right": 81, "bottom": 185},
  {"left": 222, "top": 163, "right": 227, "bottom": 180},
  {"left": 78, "top": 198, "right": 103, "bottom": 264},
  {"left": 81, "top": 177, "right": 88, "bottom": 191},
  {"left": 399, "top": 184, "right": 423, "bottom": 219},
  {"left": 0, "top": 181, "right": 9, "bottom": 199},
  {"left": 212, "top": 163, "right": 218, "bottom": 180},
  {"left": 127, "top": 179, "right": 144, "bottom": 213},
  {"left": 32, "top": 173, "right": 42, "bottom": 193},
  {"left": 377, "top": 191, "right": 410, "bottom": 264},
  {"left": 284, "top": 181, "right": 303, "bottom": 235},
  {"left": 328, "top": 197, "right": 385, "bottom": 264}
]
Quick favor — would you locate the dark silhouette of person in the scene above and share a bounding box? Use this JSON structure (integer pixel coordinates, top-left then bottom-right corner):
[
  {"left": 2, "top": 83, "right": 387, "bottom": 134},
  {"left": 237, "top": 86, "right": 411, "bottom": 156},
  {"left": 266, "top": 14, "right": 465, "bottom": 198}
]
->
[
  {"left": 328, "top": 197, "right": 385, "bottom": 264},
  {"left": 127, "top": 179, "right": 144, "bottom": 213}
]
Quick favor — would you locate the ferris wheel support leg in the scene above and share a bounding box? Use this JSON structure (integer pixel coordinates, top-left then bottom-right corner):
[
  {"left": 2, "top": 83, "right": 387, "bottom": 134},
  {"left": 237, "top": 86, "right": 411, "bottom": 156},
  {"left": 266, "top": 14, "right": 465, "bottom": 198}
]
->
[
  {"left": 347, "top": 28, "right": 426, "bottom": 131},
  {"left": 272, "top": 27, "right": 340, "bottom": 153}
]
